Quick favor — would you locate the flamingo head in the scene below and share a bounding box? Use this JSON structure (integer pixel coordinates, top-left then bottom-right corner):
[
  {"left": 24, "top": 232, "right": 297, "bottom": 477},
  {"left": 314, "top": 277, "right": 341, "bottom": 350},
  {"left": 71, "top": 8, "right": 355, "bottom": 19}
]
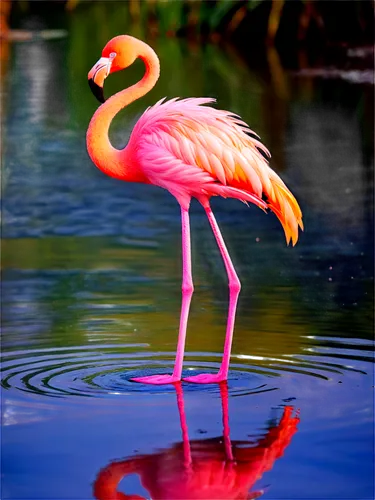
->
[{"left": 88, "top": 35, "right": 139, "bottom": 103}]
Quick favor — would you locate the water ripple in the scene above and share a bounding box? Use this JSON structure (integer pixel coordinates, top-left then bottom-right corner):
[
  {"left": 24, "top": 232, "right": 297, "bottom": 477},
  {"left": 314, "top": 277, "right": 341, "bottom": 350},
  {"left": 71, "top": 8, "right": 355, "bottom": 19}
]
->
[{"left": 1, "top": 340, "right": 371, "bottom": 402}]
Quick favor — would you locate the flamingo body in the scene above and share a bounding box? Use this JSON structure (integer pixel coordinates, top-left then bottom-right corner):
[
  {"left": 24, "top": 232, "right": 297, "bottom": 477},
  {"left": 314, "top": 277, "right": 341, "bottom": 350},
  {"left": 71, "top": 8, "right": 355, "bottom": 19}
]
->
[
  {"left": 87, "top": 35, "right": 303, "bottom": 385},
  {"left": 124, "top": 96, "right": 302, "bottom": 243}
]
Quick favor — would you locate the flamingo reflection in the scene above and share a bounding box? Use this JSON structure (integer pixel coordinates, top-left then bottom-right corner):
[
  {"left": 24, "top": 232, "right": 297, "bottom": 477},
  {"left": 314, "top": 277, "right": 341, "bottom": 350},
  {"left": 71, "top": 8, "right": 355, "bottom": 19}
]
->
[{"left": 94, "top": 383, "right": 299, "bottom": 500}]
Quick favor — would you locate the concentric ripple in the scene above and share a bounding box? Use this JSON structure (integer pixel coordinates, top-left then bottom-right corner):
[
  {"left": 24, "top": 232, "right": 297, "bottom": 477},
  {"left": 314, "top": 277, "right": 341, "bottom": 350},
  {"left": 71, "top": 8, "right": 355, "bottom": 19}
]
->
[
  {"left": 1, "top": 344, "right": 276, "bottom": 399},
  {"left": 1, "top": 338, "right": 372, "bottom": 402}
]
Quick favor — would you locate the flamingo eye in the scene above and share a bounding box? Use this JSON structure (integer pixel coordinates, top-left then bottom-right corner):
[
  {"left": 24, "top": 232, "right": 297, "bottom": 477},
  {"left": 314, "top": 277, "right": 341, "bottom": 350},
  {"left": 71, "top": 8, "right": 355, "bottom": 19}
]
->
[{"left": 109, "top": 52, "right": 116, "bottom": 60}]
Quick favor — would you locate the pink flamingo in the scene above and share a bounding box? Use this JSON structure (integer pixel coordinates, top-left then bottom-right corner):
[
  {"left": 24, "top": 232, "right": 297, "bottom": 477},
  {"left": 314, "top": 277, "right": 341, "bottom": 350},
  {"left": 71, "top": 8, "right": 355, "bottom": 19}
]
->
[
  {"left": 87, "top": 35, "right": 303, "bottom": 385},
  {"left": 93, "top": 383, "right": 300, "bottom": 500}
]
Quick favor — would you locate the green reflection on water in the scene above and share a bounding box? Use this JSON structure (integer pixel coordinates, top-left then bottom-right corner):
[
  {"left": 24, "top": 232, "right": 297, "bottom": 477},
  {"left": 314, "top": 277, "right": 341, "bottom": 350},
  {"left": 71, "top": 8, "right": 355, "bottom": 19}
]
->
[{"left": 2, "top": 236, "right": 304, "bottom": 359}]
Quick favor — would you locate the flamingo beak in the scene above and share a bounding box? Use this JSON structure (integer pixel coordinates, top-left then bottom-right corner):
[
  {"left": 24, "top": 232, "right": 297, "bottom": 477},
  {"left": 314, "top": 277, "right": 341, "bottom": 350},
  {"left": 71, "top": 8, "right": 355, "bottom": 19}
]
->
[{"left": 88, "top": 56, "right": 112, "bottom": 103}]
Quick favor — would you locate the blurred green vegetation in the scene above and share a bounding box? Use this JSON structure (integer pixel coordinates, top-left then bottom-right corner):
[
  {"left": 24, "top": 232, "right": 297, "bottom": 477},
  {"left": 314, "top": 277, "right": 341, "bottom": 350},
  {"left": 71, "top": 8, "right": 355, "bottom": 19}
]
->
[{"left": 6, "top": 0, "right": 374, "bottom": 48}]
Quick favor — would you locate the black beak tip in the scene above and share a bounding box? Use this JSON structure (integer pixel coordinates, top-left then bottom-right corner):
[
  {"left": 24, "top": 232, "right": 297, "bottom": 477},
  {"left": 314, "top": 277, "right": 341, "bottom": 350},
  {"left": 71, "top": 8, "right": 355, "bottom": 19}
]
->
[{"left": 88, "top": 78, "right": 105, "bottom": 103}]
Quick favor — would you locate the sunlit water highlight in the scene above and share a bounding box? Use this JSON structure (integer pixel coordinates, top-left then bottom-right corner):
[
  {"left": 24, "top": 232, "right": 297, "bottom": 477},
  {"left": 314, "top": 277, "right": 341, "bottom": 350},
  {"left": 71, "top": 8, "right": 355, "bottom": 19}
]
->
[{"left": 1, "top": 337, "right": 372, "bottom": 402}]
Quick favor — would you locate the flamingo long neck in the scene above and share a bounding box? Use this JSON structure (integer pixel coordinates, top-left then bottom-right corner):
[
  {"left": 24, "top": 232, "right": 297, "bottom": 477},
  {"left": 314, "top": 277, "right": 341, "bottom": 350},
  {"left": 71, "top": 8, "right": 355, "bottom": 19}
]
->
[{"left": 86, "top": 42, "right": 160, "bottom": 181}]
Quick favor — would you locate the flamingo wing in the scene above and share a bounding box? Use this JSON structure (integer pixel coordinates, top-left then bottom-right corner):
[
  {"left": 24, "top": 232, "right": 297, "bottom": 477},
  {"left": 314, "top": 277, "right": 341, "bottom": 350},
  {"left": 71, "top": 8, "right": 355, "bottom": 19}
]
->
[{"left": 129, "top": 98, "right": 303, "bottom": 245}]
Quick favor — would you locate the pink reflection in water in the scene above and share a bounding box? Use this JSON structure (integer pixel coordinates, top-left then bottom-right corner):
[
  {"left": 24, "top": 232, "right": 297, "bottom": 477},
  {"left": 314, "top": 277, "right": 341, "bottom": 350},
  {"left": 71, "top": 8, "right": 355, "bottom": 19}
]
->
[{"left": 94, "top": 384, "right": 299, "bottom": 500}]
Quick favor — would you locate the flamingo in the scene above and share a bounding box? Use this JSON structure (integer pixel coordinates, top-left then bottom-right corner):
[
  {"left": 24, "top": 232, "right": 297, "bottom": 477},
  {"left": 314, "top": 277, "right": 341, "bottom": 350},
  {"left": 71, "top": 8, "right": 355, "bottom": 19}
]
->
[
  {"left": 93, "top": 383, "right": 300, "bottom": 500},
  {"left": 87, "top": 35, "right": 303, "bottom": 385}
]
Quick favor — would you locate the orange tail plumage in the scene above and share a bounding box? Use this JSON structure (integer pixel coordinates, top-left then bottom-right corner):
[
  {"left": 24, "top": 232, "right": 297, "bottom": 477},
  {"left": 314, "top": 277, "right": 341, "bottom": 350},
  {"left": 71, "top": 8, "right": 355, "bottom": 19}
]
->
[{"left": 265, "top": 173, "right": 303, "bottom": 246}]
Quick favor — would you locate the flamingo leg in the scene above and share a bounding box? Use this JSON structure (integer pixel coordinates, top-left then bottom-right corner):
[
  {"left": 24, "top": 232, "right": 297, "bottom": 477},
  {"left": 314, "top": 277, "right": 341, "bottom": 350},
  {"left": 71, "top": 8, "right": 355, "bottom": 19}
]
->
[
  {"left": 133, "top": 205, "right": 193, "bottom": 384},
  {"left": 184, "top": 204, "right": 240, "bottom": 384},
  {"left": 220, "top": 382, "right": 234, "bottom": 461},
  {"left": 175, "top": 383, "right": 192, "bottom": 467}
]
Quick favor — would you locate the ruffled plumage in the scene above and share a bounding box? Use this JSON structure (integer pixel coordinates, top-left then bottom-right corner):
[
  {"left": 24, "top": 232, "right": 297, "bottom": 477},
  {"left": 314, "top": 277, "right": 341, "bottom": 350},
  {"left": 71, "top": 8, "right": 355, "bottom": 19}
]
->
[{"left": 126, "top": 97, "right": 303, "bottom": 245}]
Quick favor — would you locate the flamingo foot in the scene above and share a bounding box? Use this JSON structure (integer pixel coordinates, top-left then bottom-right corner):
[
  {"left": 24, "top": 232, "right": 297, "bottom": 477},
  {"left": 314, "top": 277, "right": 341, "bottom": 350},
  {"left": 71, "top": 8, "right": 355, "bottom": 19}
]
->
[
  {"left": 132, "top": 374, "right": 181, "bottom": 385},
  {"left": 183, "top": 373, "right": 227, "bottom": 384}
]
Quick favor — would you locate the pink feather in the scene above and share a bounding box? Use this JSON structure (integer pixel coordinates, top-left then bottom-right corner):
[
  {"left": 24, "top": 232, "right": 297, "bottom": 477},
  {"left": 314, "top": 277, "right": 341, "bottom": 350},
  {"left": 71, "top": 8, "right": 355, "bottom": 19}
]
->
[{"left": 124, "top": 97, "right": 301, "bottom": 244}]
